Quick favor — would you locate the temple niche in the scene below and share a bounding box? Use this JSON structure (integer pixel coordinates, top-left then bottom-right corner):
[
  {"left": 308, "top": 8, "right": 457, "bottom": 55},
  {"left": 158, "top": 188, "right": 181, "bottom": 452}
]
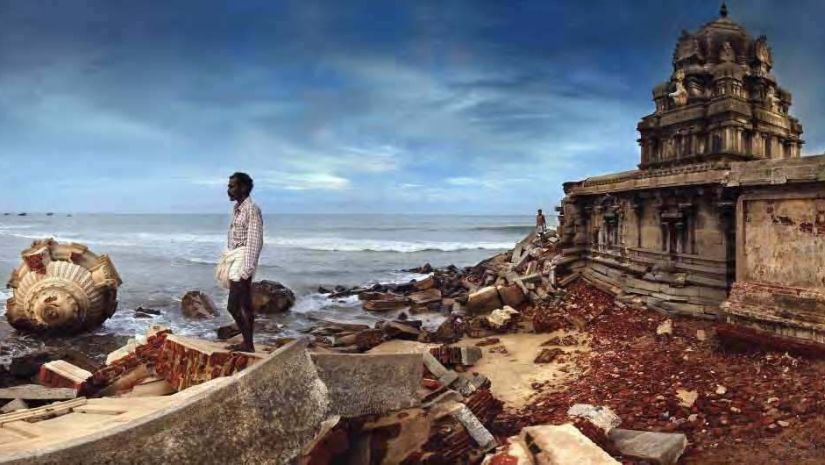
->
[{"left": 554, "top": 4, "right": 825, "bottom": 345}]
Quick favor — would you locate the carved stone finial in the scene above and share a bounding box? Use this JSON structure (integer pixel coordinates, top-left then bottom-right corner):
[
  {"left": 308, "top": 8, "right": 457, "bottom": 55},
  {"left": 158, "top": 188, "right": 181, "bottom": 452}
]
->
[{"left": 720, "top": 2, "right": 728, "bottom": 18}]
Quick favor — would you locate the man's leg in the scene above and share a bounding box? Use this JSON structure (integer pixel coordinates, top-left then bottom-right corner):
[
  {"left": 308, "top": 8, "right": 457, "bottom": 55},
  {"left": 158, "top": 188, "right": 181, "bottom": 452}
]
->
[
  {"left": 227, "top": 279, "right": 253, "bottom": 351},
  {"left": 239, "top": 277, "right": 255, "bottom": 352}
]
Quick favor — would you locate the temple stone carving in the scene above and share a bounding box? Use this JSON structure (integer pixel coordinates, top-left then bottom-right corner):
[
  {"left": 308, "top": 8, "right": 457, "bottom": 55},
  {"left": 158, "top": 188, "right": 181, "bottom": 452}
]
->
[
  {"left": 554, "top": 5, "right": 825, "bottom": 345},
  {"left": 5, "top": 239, "right": 122, "bottom": 334}
]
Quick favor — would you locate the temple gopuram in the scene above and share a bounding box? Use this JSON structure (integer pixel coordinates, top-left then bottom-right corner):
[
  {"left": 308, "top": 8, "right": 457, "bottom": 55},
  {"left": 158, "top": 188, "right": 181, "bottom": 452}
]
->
[{"left": 555, "top": 4, "right": 825, "bottom": 345}]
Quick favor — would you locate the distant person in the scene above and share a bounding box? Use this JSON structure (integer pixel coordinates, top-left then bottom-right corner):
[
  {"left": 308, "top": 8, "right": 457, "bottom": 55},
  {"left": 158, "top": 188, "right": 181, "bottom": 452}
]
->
[
  {"left": 215, "top": 172, "right": 264, "bottom": 352},
  {"left": 536, "top": 208, "right": 547, "bottom": 237}
]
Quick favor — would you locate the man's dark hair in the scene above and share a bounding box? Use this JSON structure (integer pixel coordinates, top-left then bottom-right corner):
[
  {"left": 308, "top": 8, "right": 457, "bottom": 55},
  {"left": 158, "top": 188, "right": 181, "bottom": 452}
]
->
[{"left": 230, "top": 172, "right": 254, "bottom": 192}]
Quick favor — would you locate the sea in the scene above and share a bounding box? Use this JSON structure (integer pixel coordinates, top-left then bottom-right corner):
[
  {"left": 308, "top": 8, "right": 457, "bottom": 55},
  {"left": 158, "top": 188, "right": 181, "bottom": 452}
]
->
[{"left": 0, "top": 213, "right": 539, "bottom": 357}]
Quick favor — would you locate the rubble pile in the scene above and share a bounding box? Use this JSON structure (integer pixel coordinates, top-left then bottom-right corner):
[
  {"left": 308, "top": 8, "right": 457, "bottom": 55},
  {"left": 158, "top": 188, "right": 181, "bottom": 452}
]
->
[
  {"left": 499, "top": 280, "right": 825, "bottom": 459},
  {"left": 301, "top": 344, "right": 505, "bottom": 465},
  {"left": 308, "top": 232, "right": 563, "bottom": 353}
]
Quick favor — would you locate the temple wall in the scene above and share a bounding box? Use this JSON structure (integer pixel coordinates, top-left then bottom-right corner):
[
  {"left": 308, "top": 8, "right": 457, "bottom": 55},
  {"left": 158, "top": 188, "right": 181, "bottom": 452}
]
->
[
  {"left": 736, "top": 186, "right": 825, "bottom": 288},
  {"left": 694, "top": 198, "right": 727, "bottom": 259}
]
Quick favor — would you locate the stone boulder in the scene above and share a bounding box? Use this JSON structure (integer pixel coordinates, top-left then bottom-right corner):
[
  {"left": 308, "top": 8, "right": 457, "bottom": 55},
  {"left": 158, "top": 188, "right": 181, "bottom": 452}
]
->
[
  {"left": 497, "top": 284, "right": 526, "bottom": 308},
  {"left": 180, "top": 291, "right": 218, "bottom": 319},
  {"left": 466, "top": 286, "right": 503, "bottom": 315},
  {"left": 251, "top": 280, "right": 296, "bottom": 314}
]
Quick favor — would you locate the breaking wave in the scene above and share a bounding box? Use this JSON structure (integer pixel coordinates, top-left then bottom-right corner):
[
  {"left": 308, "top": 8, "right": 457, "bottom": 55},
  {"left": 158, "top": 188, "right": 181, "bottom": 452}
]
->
[{"left": 265, "top": 237, "right": 514, "bottom": 253}]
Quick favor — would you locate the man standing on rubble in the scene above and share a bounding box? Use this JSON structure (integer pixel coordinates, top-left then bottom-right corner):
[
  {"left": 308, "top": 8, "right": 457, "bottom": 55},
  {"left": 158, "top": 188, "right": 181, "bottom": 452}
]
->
[
  {"left": 536, "top": 208, "right": 547, "bottom": 239},
  {"left": 215, "top": 172, "right": 264, "bottom": 352}
]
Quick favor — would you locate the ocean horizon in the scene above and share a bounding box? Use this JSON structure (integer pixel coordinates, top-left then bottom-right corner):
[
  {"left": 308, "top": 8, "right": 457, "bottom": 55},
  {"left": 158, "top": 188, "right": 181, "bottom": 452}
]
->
[{"left": 0, "top": 213, "right": 550, "bottom": 354}]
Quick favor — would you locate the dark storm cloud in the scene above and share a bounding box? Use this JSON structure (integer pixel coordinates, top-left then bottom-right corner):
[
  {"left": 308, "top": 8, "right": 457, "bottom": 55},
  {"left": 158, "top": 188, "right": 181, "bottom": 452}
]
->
[{"left": 0, "top": 0, "right": 823, "bottom": 213}]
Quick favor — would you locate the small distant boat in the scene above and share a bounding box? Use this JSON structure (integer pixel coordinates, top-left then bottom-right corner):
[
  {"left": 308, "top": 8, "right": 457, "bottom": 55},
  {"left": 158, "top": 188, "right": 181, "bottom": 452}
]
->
[
  {"left": 17, "top": 213, "right": 26, "bottom": 217},
  {"left": 2, "top": 213, "right": 9, "bottom": 216},
  {"left": 46, "top": 213, "right": 54, "bottom": 216}
]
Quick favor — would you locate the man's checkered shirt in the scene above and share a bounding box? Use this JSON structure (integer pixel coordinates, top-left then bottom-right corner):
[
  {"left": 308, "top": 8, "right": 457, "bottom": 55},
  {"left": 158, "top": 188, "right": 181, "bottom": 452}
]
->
[{"left": 227, "top": 197, "right": 264, "bottom": 280}]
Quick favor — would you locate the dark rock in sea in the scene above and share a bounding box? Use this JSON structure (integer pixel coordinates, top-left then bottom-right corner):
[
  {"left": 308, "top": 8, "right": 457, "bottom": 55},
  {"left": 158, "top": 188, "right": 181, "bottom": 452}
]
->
[
  {"left": 334, "top": 285, "right": 347, "bottom": 293},
  {"left": 134, "top": 307, "right": 161, "bottom": 319},
  {"left": 251, "top": 280, "right": 296, "bottom": 314},
  {"left": 17, "top": 213, "right": 26, "bottom": 216},
  {"left": 217, "top": 323, "right": 242, "bottom": 340},
  {"left": 180, "top": 290, "right": 218, "bottom": 319},
  {"left": 317, "top": 286, "right": 332, "bottom": 294}
]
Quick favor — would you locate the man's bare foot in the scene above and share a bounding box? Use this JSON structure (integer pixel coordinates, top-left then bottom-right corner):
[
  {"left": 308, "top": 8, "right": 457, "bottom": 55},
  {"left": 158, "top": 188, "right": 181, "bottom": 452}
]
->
[{"left": 226, "top": 343, "right": 255, "bottom": 352}]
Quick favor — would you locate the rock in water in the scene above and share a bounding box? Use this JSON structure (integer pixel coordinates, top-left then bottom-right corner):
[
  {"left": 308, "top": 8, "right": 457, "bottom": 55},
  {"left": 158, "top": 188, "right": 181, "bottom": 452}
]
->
[
  {"left": 180, "top": 291, "right": 218, "bottom": 319},
  {"left": 251, "top": 280, "right": 296, "bottom": 313},
  {"left": 5, "top": 239, "right": 122, "bottom": 334}
]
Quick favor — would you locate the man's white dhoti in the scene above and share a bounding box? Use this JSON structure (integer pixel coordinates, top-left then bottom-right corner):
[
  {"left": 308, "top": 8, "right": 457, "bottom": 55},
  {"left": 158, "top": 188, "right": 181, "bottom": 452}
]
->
[{"left": 215, "top": 247, "right": 247, "bottom": 289}]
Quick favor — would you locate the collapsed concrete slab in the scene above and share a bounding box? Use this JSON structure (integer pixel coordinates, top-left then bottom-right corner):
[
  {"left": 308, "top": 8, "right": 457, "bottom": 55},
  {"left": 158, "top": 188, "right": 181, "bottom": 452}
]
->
[
  {"left": 608, "top": 429, "right": 687, "bottom": 465},
  {"left": 521, "top": 424, "right": 620, "bottom": 465},
  {"left": 310, "top": 352, "right": 422, "bottom": 418},
  {"left": 0, "top": 340, "right": 330, "bottom": 465}
]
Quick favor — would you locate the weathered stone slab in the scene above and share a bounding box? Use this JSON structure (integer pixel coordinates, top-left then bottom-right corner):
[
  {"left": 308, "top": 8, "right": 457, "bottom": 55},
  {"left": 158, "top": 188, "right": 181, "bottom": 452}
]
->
[
  {"left": 311, "top": 352, "right": 421, "bottom": 418},
  {"left": 521, "top": 423, "right": 620, "bottom": 465},
  {"left": 467, "top": 286, "right": 503, "bottom": 314},
  {"left": 608, "top": 429, "right": 687, "bottom": 465},
  {"left": 0, "top": 399, "right": 28, "bottom": 414}
]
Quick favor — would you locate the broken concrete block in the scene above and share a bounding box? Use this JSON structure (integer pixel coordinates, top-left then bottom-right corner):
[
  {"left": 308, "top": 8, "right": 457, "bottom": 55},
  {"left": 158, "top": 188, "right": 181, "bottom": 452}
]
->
[
  {"left": 534, "top": 348, "right": 564, "bottom": 364},
  {"left": 0, "top": 384, "right": 77, "bottom": 401},
  {"left": 311, "top": 352, "right": 422, "bottom": 418},
  {"left": 452, "top": 403, "right": 496, "bottom": 451},
  {"left": 487, "top": 306, "right": 520, "bottom": 330},
  {"left": 467, "top": 286, "right": 503, "bottom": 315},
  {"left": 38, "top": 360, "right": 93, "bottom": 391},
  {"left": 461, "top": 346, "right": 483, "bottom": 366},
  {"left": 414, "top": 275, "right": 436, "bottom": 290},
  {"left": 656, "top": 319, "right": 673, "bottom": 337},
  {"left": 676, "top": 389, "right": 698, "bottom": 408},
  {"left": 521, "top": 423, "right": 620, "bottom": 465},
  {"left": 409, "top": 288, "right": 442, "bottom": 306},
  {"left": 453, "top": 372, "right": 490, "bottom": 397},
  {"left": 482, "top": 436, "right": 535, "bottom": 465},
  {"left": 498, "top": 284, "right": 526, "bottom": 308},
  {"left": 0, "top": 398, "right": 28, "bottom": 413},
  {"left": 567, "top": 404, "right": 622, "bottom": 434},
  {"left": 608, "top": 429, "right": 687, "bottom": 465}
]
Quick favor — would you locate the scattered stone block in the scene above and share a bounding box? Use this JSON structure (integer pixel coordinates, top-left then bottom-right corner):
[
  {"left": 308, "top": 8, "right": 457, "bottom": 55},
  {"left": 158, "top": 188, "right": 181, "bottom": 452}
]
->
[
  {"left": 363, "top": 297, "right": 409, "bottom": 312},
  {"left": 521, "top": 423, "right": 620, "bottom": 465},
  {"left": 534, "top": 348, "right": 564, "bottom": 364},
  {"left": 487, "top": 306, "right": 520, "bottom": 331},
  {"left": 567, "top": 404, "right": 622, "bottom": 434},
  {"left": 481, "top": 437, "right": 534, "bottom": 465},
  {"left": 106, "top": 341, "right": 140, "bottom": 365},
  {"left": 414, "top": 275, "right": 436, "bottom": 290},
  {"left": 608, "top": 429, "right": 687, "bottom": 465},
  {"left": 38, "top": 360, "right": 93, "bottom": 391},
  {"left": 498, "top": 284, "right": 526, "bottom": 308},
  {"left": 676, "top": 389, "right": 698, "bottom": 408},
  {"left": 656, "top": 319, "right": 673, "bottom": 337},
  {"left": 311, "top": 352, "right": 422, "bottom": 418},
  {"left": 467, "top": 286, "right": 504, "bottom": 315},
  {"left": 452, "top": 403, "right": 496, "bottom": 451},
  {"left": 0, "top": 398, "right": 28, "bottom": 413},
  {"left": 409, "top": 288, "right": 442, "bottom": 306}
]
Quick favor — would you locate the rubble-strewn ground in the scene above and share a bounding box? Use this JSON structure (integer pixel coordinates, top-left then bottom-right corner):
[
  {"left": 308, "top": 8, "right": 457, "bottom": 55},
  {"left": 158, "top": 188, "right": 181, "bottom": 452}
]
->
[{"left": 496, "top": 280, "right": 825, "bottom": 464}]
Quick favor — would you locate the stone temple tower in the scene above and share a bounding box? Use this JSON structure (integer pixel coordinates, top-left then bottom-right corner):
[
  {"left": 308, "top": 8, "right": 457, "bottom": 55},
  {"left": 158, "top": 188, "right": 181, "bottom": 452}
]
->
[
  {"left": 637, "top": 3, "right": 804, "bottom": 169},
  {"left": 556, "top": 3, "right": 825, "bottom": 346}
]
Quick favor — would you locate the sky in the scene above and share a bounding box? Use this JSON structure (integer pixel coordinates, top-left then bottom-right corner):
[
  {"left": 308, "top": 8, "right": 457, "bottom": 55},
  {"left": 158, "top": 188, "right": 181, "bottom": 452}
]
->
[{"left": 0, "top": 0, "right": 823, "bottom": 214}]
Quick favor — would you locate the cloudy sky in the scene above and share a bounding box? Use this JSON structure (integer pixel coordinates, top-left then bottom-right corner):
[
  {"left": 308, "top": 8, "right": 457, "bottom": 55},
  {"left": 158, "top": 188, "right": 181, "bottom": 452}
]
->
[{"left": 0, "top": 0, "right": 823, "bottom": 214}]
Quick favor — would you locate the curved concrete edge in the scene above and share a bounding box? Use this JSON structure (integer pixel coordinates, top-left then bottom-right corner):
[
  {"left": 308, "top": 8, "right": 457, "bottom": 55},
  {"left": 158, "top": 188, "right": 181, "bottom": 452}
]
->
[{"left": 0, "top": 340, "right": 330, "bottom": 465}]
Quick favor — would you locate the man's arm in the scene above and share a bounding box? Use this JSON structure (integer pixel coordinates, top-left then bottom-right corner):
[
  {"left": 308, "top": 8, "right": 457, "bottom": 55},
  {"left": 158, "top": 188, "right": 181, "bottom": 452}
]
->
[{"left": 241, "top": 206, "right": 264, "bottom": 280}]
